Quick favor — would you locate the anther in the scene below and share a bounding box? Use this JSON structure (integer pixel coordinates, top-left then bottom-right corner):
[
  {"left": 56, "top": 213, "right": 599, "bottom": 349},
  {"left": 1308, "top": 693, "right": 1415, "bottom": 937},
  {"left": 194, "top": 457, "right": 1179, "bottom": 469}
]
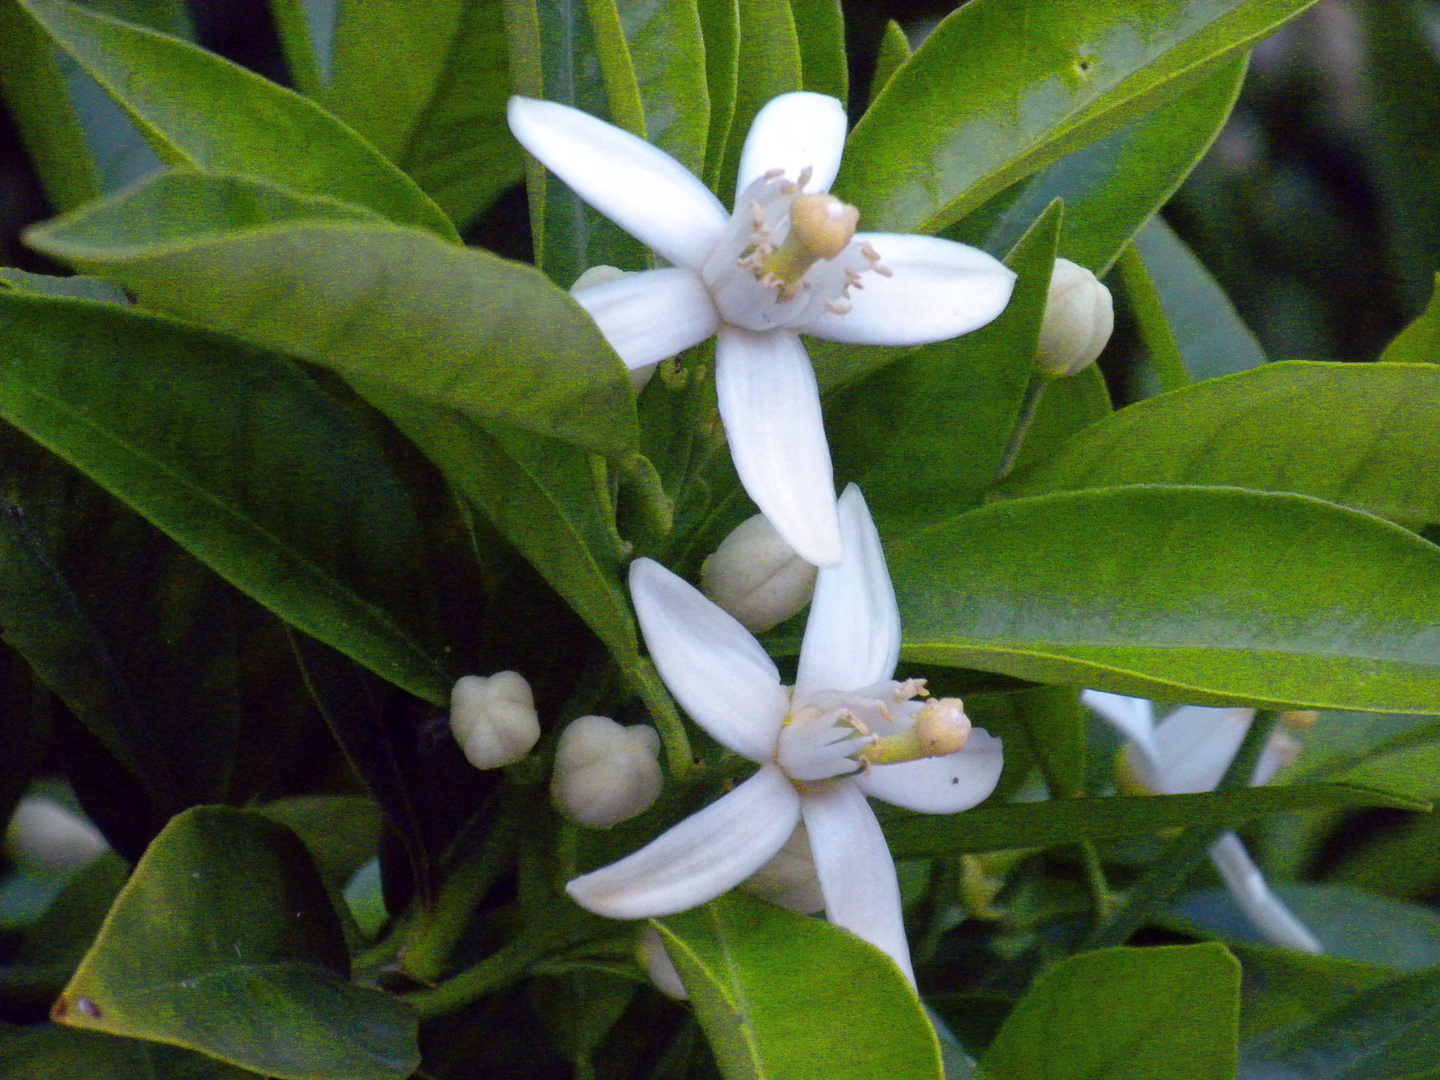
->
[{"left": 825, "top": 300, "right": 852, "bottom": 315}]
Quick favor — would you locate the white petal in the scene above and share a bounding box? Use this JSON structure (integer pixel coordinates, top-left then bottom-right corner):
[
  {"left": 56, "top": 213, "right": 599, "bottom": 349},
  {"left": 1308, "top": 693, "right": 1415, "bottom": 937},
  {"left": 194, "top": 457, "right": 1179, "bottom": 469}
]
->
[
  {"left": 507, "top": 96, "right": 728, "bottom": 270},
  {"left": 1082, "top": 690, "right": 1165, "bottom": 783},
  {"left": 714, "top": 328, "right": 841, "bottom": 566},
  {"left": 854, "top": 729, "right": 1004, "bottom": 813},
  {"left": 572, "top": 268, "right": 719, "bottom": 368},
  {"left": 794, "top": 485, "right": 898, "bottom": 699},
  {"left": 802, "top": 234, "right": 1016, "bottom": 346},
  {"left": 801, "top": 781, "right": 913, "bottom": 986},
  {"left": 566, "top": 764, "right": 800, "bottom": 919},
  {"left": 1152, "top": 706, "right": 1253, "bottom": 795},
  {"left": 1208, "top": 832, "right": 1323, "bottom": 953},
  {"left": 735, "top": 92, "right": 848, "bottom": 201},
  {"left": 629, "top": 559, "right": 788, "bottom": 761}
]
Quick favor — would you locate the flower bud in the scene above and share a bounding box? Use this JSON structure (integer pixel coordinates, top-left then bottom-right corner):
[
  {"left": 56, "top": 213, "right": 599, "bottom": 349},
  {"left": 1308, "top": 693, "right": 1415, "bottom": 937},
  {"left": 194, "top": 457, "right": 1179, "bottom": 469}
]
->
[
  {"left": 636, "top": 925, "right": 687, "bottom": 999},
  {"left": 450, "top": 672, "right": 540, "bottom": 769},
  {"left": 1035, "top": 258, "right": 1114, "bottom": 378},
  {"left": 700, "top": 514, "right": 818, "bottom": 632},
  {"left": 5, "top": 795, "right": 107, "bottom": 872},
  {"left": 552, "top": 715, "right": 663, "bottom": 827},
  {"left": 572, "top": 265, "right": 656, "bottom": 393}
]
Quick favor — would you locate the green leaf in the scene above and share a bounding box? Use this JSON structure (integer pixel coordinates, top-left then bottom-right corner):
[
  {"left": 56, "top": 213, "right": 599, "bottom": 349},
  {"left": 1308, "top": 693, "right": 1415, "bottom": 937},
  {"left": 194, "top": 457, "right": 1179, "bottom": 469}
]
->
[
  {"left": 1, "top": 1022, "right": 264, "bottom": 1080},
  {"left": 982, "top": 944, "right": 1240, "bottom": 1080},
  {"left": 697, "top": 0, "right": 739, "bottom": 189},
  {"left": 1241, "top": 965, "right": 1440, "bottom": 1080},
  {"left": 838, "top": 0, "right": 1321, "bottom": 234},
  {"left": 824, "top": 200, "right": 1061, "bottom": 536},
  {"left": 1380, "top": 273, "right": 1440, "bottom": 364},
  {"left": 881, "top": 782, "right": 1426, "bottom": 860},
  {"left": 1115, "top": 242, "right": 1191, "bottom": 394},
  {"left": 1233, "top": 946, "right": 1393, "bottom": 1044},
  {"left": 655, "top": 892, "right": 941, "bottom": 1080},
  {"left": 0, "top": 267, "right": 128, "bottom": 304},
  {"left": 360, "top": 390, "right": 640, "bottom": 667},
  {"left": 0, "top": 291, "right": 451, "bottom": 705},
  {"left": 715, "top": 0, "right": 802, "bottom": 202},
  {"left": 54, "top": 807, "right": 418, "bottom": 1080},
  {"left": 14, "top": 0, "right": 457, "bottom": 239},
  {"left": 26, "top": 171, "right": 639, "bottom": 457},
  {"left": 791, "top": 0, "right": 846, "bottom": 101},
  {"left": 1131, "top": 216, "right": 1265, "bottom": 381},
  {"left": 1001, "top": 362, "right": 1440, "bottom": 528},
  {"left": 969, "top": 51, "right": 1248, "bottom": 276},
  {"left": 890, "top": 485, "right": 1440, "bottom": 713},
  {"left": 618, "top": 0, "right": 710, "bottom": 174},
  {"left": 868, "top": 19, "right": 910, "bottom": 105}
]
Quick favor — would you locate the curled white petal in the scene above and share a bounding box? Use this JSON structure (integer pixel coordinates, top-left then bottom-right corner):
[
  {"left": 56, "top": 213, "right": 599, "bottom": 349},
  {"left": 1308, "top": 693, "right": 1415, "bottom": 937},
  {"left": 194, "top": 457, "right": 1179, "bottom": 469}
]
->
[
  {"left": 566, "top": 764, "right": 801, "bottom": 919},
  {"left": 854, "top": 729, "right": 1005, "bottom": 813},
  {"left": 715, "top": 327, "right": 841, "bottom": 567},
  {"left": 1152, "top": 706, "right": 1253, "bottom": 795},
  {"left": 507, "top": 96, "right": 728, "bottom": 269},
  {"left": 795, "top": 485, "right": 899, "bottom": 699},
  {"left": 636, "top": 925, "right": 688, "bottom": 999},
  {"left": 1083, "top": 690, "right": 1165, "bottom": 784},
  {"left": 572, "top": 268, "right": 719, "bottom": 368},
  {"left": 801, "top": 781, "right": 914, "bottom": 986},
  {"left": 735, "top": 92, "right": 848, "bottom": 200},
  {"left": 1209, "top": 832, "right": 1322, "bottom": 953},
  {"left": 740, "top": 823, "right": 825, "bottom": 914},
  {"left": 629, "top": 558, "right": 789, "bottom": 761},
  {"left": 801, "top": 234, "right": 1016, "bottom": 346}
]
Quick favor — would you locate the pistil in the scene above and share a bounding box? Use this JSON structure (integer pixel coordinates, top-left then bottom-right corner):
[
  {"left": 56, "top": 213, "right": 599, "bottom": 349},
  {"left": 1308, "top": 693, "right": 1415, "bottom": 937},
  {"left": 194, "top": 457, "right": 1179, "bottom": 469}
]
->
[
  {"left": 859, "top": 698, "right": 971, "bottom": 766},
  {"left": 758, "top": 193, "right": 861, "bottom": 298}
]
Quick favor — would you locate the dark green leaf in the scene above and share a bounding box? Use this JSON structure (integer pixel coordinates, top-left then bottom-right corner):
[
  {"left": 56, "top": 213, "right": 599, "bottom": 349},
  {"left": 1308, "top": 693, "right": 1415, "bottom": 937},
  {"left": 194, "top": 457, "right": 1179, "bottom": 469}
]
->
[
  {"left": 1233, "top": 945, "right": 1392, "bottom": 1043},
  {"left": 0, "top": 268, "right": 128, "bottom": 304},
  {"left": 26, "top": 171, "right": 639, "bottom": 457},
  {"left": 14, "top": 0, "right": 457, "bottom": 238},
  {"left": 0, "top": 291, "right": 450, "bottom": 705},
  {"left": 1002, "top": 362, "right": 1440, "bottom": 528},
  {"left": 714, "top": 0, "right": 801, "bottom": 202},
  {"left": 882, "top": 782, "right": 1425, "bottom": 860},
  {"left": 618, "top": 0, "right": 710, "bottom": 175},
  {"left": 838, "top": 0, "right": 1321, "bottom": 234},
  {"left": 656, "top": 892, "right": 941, "bottom": 1080},
  {"left": 54, "top": 807, "right": 418, "bottom": 1079},
  {"left": 1379, "top": 273, "right": 1440, "bottom": 364},
  {"left": 0, "top": 1022, "right": 264, "bottom": 1080},
  {"left": 983, "top": 944, "right": 1240, "bottom": 1080},
  {"left": 891, "top": 486, "right": 1440, "bottom": 712},
  {"left": 791, "top": 0, "right": 846, "bottom": 102}
]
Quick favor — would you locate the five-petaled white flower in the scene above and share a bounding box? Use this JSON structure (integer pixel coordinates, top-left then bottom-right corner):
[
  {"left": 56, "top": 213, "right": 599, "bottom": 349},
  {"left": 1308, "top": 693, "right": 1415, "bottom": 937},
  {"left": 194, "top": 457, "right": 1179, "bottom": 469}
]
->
[
  {"left": 567, "top": 485, "right": 1004, "bottom": 986},
  {"left": 1082, "top": 690, "right": 1322, "bottom": 954},
  {"left": 507, "top": 93, "right": 1016, "bottom": 566}
]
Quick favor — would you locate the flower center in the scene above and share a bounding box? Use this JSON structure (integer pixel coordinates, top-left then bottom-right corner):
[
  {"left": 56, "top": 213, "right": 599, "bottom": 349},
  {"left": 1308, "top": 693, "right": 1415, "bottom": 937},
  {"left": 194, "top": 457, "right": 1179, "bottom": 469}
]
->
[
  {"left": 774, "top": 681, "right": 971, "bottom": 784},
  {"left": 700, "top": 168, "right": 888, "bottom": 332}
]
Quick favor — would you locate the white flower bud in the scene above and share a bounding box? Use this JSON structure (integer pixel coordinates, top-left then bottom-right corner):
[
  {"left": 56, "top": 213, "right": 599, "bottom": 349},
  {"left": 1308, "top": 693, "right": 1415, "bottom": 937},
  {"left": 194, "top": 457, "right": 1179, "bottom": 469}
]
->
[
  {"left": 700, "top": 514, "right": 818, "bottom": 632},
  {"left": 1035, "top": 258, "right": 1114, "bottom": 378},
  {"left": 4, "top": 795, "right": 107, "bottom": 872},
  {"left": 636, "top": 925, "right": 687, "bottom": 999},
  {"left": 572, "top": 265, "right": 656, "bottom": 393},
  {"left": 450, "top": 672, "right": 540, "bottom": 769},
  {"left": 552, "top": 715, "right": 663, "bottom": 827}
]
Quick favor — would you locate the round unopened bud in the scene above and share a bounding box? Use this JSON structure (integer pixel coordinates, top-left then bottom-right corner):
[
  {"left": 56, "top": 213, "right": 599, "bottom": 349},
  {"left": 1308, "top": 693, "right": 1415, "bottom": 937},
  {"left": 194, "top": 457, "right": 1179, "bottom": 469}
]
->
[
  {"left": 572, "top": 265, "right": 656, "bottom": 393},
  {"left": 701, "top": 514, "right": 818, "bottom": 632},
  {"left": 1035, "top": 258, "right": 1114, "bottom": 378},
  {"left": 5, "top": 795, "right": 107, "bottom": 872},
  {"left": 636, "top": 925, "right": 687, "bottom": 999},
  {"left": 450, "top": 672, "right": 540, "bottom": 769},
  {"left": 552, "top": 715, "right": 663, "bottom": 827}
]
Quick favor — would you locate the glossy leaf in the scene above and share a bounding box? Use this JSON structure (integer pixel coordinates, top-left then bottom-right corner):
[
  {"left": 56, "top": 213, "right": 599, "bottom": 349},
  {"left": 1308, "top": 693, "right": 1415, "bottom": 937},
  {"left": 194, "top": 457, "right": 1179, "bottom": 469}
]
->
[
  {"left": 792, "top": 0, "right": 846, "bottom": 102},
  {"left": 26, "top": 172, "right": 639, "bottom": 457},
  {"left": 54, "top": 807, "right": 419, "bottom": 1079},
  {"left": 655, "top": 892, "right": 941, "bottom": 1080},
  {"left": 971, "top": 51, "right": 1247, "bottom": 276},
  {"left": 618, "top": 0, "right": 710, "bottom": 174},
  {"left": 838, "top": 0, "right": 1322, "bottom": 234},
  {"left": 868, "top": 19, "right": 910, "bottom": 105},
  {"left": 0, "top": 291, "right": 450, "bottom": 705},
  {"left": 715, "top": 0, "right": 802, "bottom": 201},
  {"left": 1241, "top": 966, "right": 1440, "bottom": 1080},
  {"left": 983, "top": 944, "right": 1241, "bottom": 1080},
  {"left": 1002, "top": 362, "right": 1440, "bottom": 527},
  {"left": 881, "top": 782, "right": 1425, "bottom": 860},
  {"left": 890, "top": 485, "right": 1440, "bottom": 712},
  {"left": 13, "top": 0, "right": 457, "bottom": 239},
  {"left": 1132, "top": 216, "right": 1266, "bottom": 380}
]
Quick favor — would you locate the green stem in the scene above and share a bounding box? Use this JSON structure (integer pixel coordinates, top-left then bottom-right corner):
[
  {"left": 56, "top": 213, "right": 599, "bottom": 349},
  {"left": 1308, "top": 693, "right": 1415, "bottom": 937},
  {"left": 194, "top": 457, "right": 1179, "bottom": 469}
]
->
[
  {"left": 626, "top": 656, "right": 694, "bottom": 781},
  {"left": 993, "top": 375, "right": 1049, "bottom": 480},
  {"left": 403, "top": 922, "right": 563, "bottom": 1019},
  {"left": 588, "top": 453, "right": 632, "bottom": 561},
  {"left": 1079, "top": 840, "right": 1113, "bottom": 923},
  {"left": 1115, "top": 244, "right": 1190, "bottom": 394}
]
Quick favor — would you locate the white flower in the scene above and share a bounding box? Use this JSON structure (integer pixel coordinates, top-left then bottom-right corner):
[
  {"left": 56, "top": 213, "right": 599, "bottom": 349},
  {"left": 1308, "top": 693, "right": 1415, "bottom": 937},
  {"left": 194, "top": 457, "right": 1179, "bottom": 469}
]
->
[
  {"left": 701, "top": 512, "right": 817, "bottom": 632},
  {"left": 566, "top": 485, "right": 1004, "bottom": 986},
  {"left": 1035, "top": 258, "right": 1114, "bottom": 378},
  {"left": 507, "top": 94, "right": 1016, "bottom": 566},
  {"left": 450, "top": 672, "right": 540, "bottom": 769},
  {"left": 1082, "top": 690, "right": 1322, "bottom": 954},
  {"left": 552, "top": 715, "right": 664, "bottom": 827}
]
